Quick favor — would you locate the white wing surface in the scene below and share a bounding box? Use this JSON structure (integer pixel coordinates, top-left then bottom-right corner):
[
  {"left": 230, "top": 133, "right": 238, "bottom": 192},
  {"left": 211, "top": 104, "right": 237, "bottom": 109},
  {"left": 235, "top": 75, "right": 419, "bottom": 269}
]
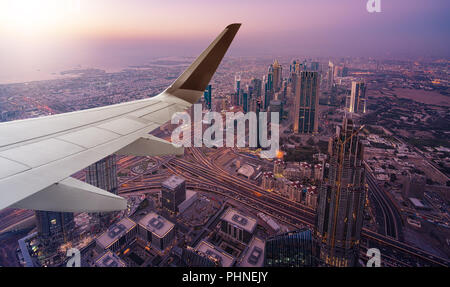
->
[{"left": 0, "top": 24, "right": 241, "bottom": 212}]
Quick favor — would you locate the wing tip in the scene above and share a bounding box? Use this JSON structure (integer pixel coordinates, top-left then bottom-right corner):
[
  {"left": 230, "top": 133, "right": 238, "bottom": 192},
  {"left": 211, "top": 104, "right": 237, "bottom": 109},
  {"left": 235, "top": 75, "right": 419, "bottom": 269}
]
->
[{"left": 226, "top": 23, "right": 242, "bottom": 29}]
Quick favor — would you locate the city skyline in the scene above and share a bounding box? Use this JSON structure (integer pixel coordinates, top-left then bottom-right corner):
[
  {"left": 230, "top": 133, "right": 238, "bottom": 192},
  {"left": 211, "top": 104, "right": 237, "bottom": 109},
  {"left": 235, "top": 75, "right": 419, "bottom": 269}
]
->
[
  {"left": 0, "top": 0, "right": 449, "bottom": 84},
  {"left": 0, "top": 1, "right": 448, "bottom": 270}
]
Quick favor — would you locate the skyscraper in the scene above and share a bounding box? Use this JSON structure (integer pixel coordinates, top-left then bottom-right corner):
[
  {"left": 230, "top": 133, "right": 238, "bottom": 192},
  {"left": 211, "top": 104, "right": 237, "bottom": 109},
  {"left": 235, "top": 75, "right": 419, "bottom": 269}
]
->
[
  {"left": 264, "top": 228, "right": 315, "bottom": 267},
  {"left": 235, "top": 73, "right": 241, "bottom": 95},
  {"left": 86, "top": 155, "right": 119, "bottom": 226},
  {"left": 327, "top": 61, "right": 335, "bottom": 91},
  {"left": 346, "top": 81, "right": 366, "bottom": 114},
  {"left": 35, "top": 210, "right": 74, "bottom": 251},
  {"left": 250, "top": 78, "right": 262, "bottom": 100},
  {"left": 242, "top": 91, "right": 249, "bottom": 113},
  {"left": 272, "top": 59, "right": 282, "bottom": 92},
  {"left": 203, "top": 84, "right": 212, "bottom": 110},
  {"left": 293, "top": 71, "right": 320, "bottom": 134},
  {"left": 86, "top": 155, "right": 118, "bottom": 195},
  {"left": 315, "top": 117, "right": 366, "bottom": 267},
  {"left": 161, "top": 175, "right": 186, "bottom": 213}
]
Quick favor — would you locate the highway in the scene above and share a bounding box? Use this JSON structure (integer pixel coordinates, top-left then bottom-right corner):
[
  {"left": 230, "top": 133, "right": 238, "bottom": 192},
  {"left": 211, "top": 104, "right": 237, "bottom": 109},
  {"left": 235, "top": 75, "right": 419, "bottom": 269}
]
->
[
  {"left": 365, "top": 165, "right": 402, "bottom": 240},
  {"left": 155, "top": 148, "right": 449, "bottom": 267}
]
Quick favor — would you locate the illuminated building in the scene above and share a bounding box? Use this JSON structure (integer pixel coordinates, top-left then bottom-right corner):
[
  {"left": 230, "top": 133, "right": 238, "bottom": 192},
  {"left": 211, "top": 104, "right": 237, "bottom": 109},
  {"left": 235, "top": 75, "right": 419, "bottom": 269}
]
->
[
  {"left": 95, "top": 251, "right": 126, "bottom": 267},
  {"left": 96, "top": 217, "right": 137, "bottom": 252},
  {"left": 293, "top": 71, "right": 320, "bottom": 134},
  {"left": 272, "top": 59, "right": 283, "bottom": 92},
  {"left": 203, "top": 84, "right": 212, "bottom": 110},
  {"left": 138, "top": 212, "right": 175, "bottom": 252},
  {"left": 220, "top": 208, "right": 257, "bottom": 244},
  {"left": 264, "top": 228, "right": 315, "bottom": 267},
  {"left": 315, "top": 117, "right": 366, "bottom": 267},
  {"left": 195, "top": 240, "right": 235, "bottom": 267},
  {"left": 346, "top": 81, "right": 367, "bottom": 113},
  {"left": 161, "top": 175, "right": 186, "bottom": 213},
  {"left": 35, "top": 211, "right": 74, "bottom": 251},
  {"left": 327, "top": 61, "right": 335, "bottom": 91}
]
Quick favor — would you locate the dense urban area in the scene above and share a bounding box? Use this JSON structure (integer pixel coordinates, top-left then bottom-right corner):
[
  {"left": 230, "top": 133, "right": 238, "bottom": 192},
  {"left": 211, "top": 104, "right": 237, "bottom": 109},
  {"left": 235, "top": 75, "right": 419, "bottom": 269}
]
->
[{"left": 0, "top": 55, "right": 449, "bottom": 267}]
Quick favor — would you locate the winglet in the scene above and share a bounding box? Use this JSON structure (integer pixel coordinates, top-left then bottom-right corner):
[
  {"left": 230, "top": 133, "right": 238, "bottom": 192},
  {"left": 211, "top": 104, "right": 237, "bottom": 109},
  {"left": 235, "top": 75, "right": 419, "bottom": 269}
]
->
[{"left": 166, "top": 23, "right": 241, "bottom": 103}]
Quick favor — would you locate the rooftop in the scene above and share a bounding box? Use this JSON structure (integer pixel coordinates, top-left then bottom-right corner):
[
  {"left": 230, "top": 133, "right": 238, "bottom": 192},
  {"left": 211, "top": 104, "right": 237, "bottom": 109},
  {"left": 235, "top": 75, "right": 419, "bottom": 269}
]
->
[
  {"left": 239, "top": 237, "right": 265, "bottom": 267},
  {"left": 95, "top": 251, "right": 126, "bottom": 267},
  {"left": 96, "top": 217, "right": 136, "bottom": 249},
  {"left": 195, "top": 240, "right": 235, "bottom": 267},
  {"left": 221, "top": 208, "right": 257, "bottom": 233},
  {"left": 138, "top": 212, "right": 174, "bottom": 238},
  {"left": 162, "top": 175, "right": 185, "bottom": 190}
]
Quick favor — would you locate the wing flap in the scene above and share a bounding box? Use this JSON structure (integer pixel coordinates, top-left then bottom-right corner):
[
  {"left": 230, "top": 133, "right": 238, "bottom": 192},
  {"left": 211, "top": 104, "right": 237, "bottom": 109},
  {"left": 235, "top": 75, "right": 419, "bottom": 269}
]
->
[
  {"left": 115, "top": 135, "right": 184, "bottom": 156},
  {"left": 10, "top": 177, "right": 127, "bottom": 212}
]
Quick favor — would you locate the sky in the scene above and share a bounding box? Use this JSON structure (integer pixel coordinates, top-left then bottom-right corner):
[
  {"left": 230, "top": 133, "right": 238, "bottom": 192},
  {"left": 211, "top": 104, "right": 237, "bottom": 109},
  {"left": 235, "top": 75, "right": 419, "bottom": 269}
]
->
[{"left": 0, "top": 0, "right": 449, "bottom": 83}]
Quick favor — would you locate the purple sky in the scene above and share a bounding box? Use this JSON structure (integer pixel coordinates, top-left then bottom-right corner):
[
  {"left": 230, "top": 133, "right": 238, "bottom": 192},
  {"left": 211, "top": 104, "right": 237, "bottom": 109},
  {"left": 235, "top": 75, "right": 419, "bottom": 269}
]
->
[{"left": 0, "top": 0, "right": 448, "bottom": 82}]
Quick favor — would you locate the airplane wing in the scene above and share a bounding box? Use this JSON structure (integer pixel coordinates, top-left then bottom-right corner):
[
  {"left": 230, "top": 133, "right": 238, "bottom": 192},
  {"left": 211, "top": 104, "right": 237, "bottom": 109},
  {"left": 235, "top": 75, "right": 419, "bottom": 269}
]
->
[{"left": 0, "top": 23, "right": 241, "bottom": 212}]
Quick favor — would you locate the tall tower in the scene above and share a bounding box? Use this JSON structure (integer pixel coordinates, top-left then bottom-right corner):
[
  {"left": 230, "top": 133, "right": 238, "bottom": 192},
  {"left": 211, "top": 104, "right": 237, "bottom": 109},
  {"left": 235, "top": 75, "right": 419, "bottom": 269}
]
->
[
  {"left": 204, "top": 84, "right": 212, "bottom": 110},
  {"left": 272, "top": 59, "right": 282, "bottom": 92},
  {"left": 250, "top": 78, "right": 262, "bottom": 100},
  {"left": 314, "top": 117, "right": 366, "bottom": 267},
  {"left": 161, "top": 175, "right": 186, "bottom": 214},
  {"left": 86, "top": 155, "right": 119, "bottom": 227},
  {"left": 235, "top": 73, "right": 241, "bottom": 95},
  {"left": 346, "top": 81, "right": 366, "bottom": 114},
  {"left": 86, "top": 155, "right": 118, "bottom": 195},
  {"left": 327, "top": 61, "right": 335, "bottom": 91},
  {"left": 293, "top": 71, "right": 320, "bottom": 134},
  {"left": 35, "top": 210, "right": 74, "bottom": 251}
]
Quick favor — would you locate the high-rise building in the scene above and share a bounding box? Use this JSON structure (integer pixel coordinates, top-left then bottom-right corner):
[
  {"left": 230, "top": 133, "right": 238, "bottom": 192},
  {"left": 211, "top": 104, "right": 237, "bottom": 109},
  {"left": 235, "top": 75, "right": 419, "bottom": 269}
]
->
[
  {"left": 242, "top": 91, "right": 249, "bottom": 113},
  {"left": 327, "top": 61, "right": 335, "bottom": 91},
  {"left": 264, "top": 228, "right": 315, "bottom": 267},
  {"left": 86, "top": 155, "right": 118, "bottom": 195},
  {"left": 235, "top": 73, "right": 241, "bottom": 95},
  {"left": 86, "top": 155, "right": 119, "bottom": 226},
  {"left": 272, "top": 60, "right": 282, "bottom": 92},
  {"left": 35, "top": 210, "right": 74, "bottom": 251},
  {"left": 250, "top": 78, "right": 262, "bottom": 100},
  {"left": 346, "top": 81, "right": 367, "bottom": 114},
  {"left": 220, "top": 208, "right": 257, "bottom": 244},
  {"left": 203, "top": 84, "right": 212, "bottom": 110},
  {"left": 315, "top": 117, "right": 366, "bottom": 267},
  {"left": 249, "top": 97, "right": 262, "bottom": 148},
  {"left": 138, "top": 212, "right": 175, "bottom": 252},
  {"left": 269, "top": 100, "right": 282, "bottom": 123},
  {"left": 161, "top": 175, "right": 186, "bottom": 213},
  {"left": 293, "top": 71, "right": 320, "bottom": 134}
]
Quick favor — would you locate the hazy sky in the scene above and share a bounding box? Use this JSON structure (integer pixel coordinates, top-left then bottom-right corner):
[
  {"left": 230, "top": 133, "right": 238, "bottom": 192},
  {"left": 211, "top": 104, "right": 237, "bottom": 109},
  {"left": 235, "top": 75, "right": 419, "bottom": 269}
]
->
[{"left": 0, "top": 0, "right": 448, "bottom": 82}]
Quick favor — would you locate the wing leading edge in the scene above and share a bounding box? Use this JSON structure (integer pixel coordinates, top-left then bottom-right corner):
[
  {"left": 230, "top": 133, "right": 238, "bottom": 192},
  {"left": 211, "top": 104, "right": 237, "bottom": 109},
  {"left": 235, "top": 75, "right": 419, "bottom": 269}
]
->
[{"left": 0, "top": 23, "right": 241, "bottom": 212}]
